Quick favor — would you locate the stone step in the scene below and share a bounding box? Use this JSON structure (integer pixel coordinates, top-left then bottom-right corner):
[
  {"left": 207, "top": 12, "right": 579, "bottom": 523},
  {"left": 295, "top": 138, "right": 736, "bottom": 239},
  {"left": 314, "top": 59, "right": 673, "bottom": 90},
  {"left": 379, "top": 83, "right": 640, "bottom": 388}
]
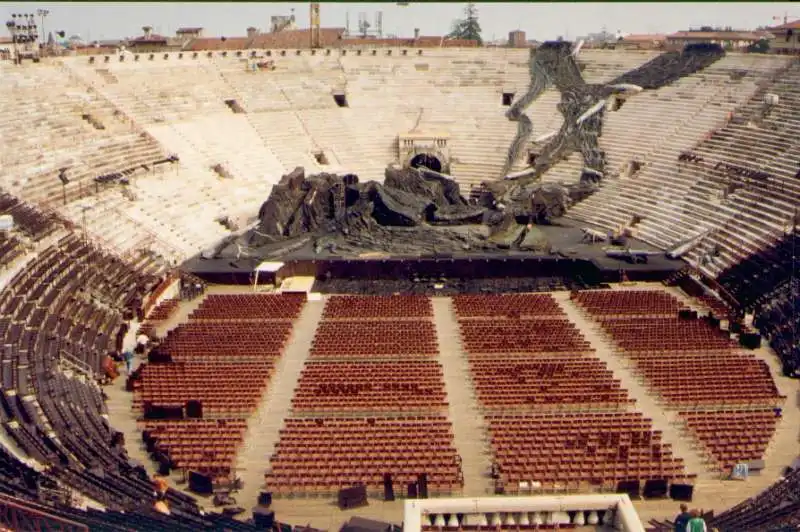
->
[
  {"left": 432, "top": 297, "right": 495, "bottom": 497},
  {"left": 233, "top": 299, "right": 325, "bottom": 508}
]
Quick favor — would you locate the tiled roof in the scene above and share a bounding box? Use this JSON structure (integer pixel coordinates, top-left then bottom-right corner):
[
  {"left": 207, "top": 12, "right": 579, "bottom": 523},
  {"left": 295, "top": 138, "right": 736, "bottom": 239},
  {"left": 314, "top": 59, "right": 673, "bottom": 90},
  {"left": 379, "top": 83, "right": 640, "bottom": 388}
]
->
[
  {"left": 130, "top": 34, "right": 168, "bottom": 43},
  {"left": 622, "top": 34, "right": 667, "bottom": 42},
  {"left": 249, "top": 28, "right": 346, "bottom": 49},
  {"left": 177, "top": 27, "right": 203, "bottom": 33},
  {"left": 667, "top": 30, "right": 762, "bottom": 41},
  {"left": 769, "top": 20, "right": 800, "bottom": 31},
  {"left": 341, "top": 36, "right": 478, "bottom": 47},
  {"left": 185, "top": 37, "right": 250, "bottom": 51}
]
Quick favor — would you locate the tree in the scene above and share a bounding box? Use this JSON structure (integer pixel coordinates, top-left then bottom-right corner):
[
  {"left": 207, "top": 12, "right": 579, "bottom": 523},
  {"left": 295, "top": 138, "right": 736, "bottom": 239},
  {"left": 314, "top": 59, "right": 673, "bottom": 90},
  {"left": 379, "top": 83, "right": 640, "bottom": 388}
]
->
[
  {"left": 447, "top": 3, "right": 482, "bottom": 45},
  {"left": 746, "top": 38, "right": 770, "bottom": 54}
]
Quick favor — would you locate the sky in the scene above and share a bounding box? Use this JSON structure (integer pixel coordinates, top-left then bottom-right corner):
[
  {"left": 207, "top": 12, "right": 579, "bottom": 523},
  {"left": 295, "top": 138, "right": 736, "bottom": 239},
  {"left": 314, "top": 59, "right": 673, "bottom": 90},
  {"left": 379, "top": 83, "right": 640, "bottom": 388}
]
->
[{"left": 2, "top": 2, "right": 798, "bottom": 43}]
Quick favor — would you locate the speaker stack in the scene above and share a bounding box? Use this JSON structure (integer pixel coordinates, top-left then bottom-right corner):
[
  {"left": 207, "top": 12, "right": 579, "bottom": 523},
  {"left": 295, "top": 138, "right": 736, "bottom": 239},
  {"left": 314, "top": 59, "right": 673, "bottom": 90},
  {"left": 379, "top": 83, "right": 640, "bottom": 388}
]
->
[
  {"left": 669, "top": 483, "right": 694, "bottom": 501},
  {"left": 615, "top": 480, "right": 641, "bottom": 499},
  {"left": 643, "top": 479, "right": 668, "bottom": 499},
  {"left": 337, "top": 485, "right": 368, "bottom": 510},
  {"left": 383, "top": 473, "right": 395, "bottom": 502},
  {"left": 417, "top": 473, "right": 428, "bottom": 499}
]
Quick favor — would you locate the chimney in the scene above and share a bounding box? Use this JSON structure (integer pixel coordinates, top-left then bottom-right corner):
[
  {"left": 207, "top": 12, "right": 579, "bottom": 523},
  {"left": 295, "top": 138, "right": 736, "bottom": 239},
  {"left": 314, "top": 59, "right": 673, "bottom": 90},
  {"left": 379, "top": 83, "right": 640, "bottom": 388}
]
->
[
  {"left": 142, "top": 26, "right": 153, "bottom": 39},
  {"left": 414, "top": 28, "right": 420, "bottom": 39},
  {"left": 247, "top": 27, "right": 258, "bottom": 39}
]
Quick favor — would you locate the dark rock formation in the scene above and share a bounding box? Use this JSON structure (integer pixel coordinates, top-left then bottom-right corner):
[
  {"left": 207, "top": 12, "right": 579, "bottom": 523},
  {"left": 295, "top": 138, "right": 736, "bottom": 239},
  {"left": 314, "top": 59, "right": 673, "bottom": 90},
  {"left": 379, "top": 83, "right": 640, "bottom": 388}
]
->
[{"left": 216, "top": 165, "right": 590, "bottom": 260}]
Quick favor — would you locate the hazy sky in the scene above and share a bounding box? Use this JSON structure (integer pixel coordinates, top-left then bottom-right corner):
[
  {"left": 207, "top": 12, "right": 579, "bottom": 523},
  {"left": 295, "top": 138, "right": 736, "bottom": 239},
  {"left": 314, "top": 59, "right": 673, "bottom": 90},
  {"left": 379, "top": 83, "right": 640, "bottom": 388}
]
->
[{"left": 3, "top": 2, "right": 797, "bottom": 42}]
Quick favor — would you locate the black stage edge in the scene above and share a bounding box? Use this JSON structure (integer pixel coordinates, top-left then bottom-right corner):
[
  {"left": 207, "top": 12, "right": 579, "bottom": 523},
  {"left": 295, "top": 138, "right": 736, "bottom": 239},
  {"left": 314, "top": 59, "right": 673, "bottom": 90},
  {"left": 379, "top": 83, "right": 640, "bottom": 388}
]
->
[{"left": 182, "top": 253, "right": 687, "bottom": 291}]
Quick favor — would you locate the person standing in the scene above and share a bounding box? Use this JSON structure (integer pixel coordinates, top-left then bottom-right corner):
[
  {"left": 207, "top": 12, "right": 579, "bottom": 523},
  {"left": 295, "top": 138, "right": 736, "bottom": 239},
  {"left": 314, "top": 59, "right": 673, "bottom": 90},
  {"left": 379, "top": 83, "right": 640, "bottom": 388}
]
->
[
  {"left": 686, "top": 510, "right": 708, "bottom": 532},
  {"left": 673, "top": 504, "right": 691, "bottom": 531},
  {"left": 124, "top": 351, "right": 134, "bottom": 374}
]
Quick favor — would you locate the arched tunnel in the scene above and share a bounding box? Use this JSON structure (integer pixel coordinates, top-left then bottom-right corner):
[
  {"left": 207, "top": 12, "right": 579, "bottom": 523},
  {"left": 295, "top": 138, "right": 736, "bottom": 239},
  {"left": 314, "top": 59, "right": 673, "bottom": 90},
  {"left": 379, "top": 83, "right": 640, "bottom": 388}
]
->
[{"left": 409, "top": 153, "right": 443, "bottom": 173}]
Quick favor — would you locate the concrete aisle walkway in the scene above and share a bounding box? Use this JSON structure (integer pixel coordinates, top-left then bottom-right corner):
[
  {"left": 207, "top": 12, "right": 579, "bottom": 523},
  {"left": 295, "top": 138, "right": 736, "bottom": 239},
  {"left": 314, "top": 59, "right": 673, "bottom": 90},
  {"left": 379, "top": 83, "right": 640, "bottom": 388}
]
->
[
  {"left": 431, "top": 297, "right": 495, "bottom": 497},
  {"left": 552, "top": 292, "right": 712, "bottom": 481},
  {"left": 234, "top": 298, "right": 325, "bottom": 509}
]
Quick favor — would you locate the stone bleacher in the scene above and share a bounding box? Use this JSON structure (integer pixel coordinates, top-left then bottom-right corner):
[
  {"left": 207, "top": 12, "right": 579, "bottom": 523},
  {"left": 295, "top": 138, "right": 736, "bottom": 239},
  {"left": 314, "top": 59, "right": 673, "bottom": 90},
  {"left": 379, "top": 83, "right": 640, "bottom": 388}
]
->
[
  {"left": 38, "top": 48, "right": 667, "bottom": 261},
  {"left": 0, "top": 201, "right": 201, "bottom": 514},
  {"left": 566, "top": 54, "right": 797, "bottom": 282}
]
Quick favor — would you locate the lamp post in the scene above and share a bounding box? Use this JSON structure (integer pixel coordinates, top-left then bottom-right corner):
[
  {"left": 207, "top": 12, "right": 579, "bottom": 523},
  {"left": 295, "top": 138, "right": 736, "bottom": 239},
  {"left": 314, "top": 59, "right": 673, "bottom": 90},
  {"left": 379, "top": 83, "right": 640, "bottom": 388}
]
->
[{"left": 36, "top": 9, "right": 49, "bottom": 47}]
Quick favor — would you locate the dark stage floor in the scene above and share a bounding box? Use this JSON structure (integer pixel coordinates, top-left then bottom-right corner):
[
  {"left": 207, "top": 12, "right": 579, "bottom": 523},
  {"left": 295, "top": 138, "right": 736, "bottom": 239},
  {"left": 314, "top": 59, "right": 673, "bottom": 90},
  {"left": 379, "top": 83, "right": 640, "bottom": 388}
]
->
[{"left": 181, "top": 216, "right": 685, "bottom": 281}]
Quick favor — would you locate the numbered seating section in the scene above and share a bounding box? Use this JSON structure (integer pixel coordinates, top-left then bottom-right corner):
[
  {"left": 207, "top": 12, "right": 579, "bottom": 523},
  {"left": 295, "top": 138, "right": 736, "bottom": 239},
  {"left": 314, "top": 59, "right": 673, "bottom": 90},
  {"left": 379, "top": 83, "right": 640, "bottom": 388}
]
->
[
  {"left": 135, "top": 292, "right": 306, "bottom": 482},
  {"left": 292, "top": 360, "right": 448, "bottom": 413},
  {"left": 469, "top": 355, "right": 633, "bottom": 410},
  {"left": 596, "top": 317, "right": 738, "bottom": 353},
  {"left": 459, "top": 319, "right": 591, "bottom": 355},
  {"left": 574, "top": 288, "right": 785, "bottom": 473},
  {"left": 630, "top": 353, "right": 783, "bottom": 408}
]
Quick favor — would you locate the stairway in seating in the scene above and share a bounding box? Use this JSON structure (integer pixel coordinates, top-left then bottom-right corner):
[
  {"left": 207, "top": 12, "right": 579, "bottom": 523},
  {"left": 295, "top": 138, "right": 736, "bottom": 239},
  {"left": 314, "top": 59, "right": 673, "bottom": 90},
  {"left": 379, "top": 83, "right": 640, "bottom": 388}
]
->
[
  {"left": 432, "top": 297, "right": 495, "bottom": 497},
  {"left": 552, "top": 291, "right": 712, "bottom": 481},
  {"left": 233, "top": 298, "right": 325, "bottom": 508}
]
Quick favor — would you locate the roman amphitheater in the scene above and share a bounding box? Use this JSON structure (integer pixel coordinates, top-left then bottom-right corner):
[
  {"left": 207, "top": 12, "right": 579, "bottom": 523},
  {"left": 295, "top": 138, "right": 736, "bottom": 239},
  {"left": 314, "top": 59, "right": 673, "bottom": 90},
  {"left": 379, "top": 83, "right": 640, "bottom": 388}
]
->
[{"left": 0, "top": 41, "right": 798, "bottom": 532}]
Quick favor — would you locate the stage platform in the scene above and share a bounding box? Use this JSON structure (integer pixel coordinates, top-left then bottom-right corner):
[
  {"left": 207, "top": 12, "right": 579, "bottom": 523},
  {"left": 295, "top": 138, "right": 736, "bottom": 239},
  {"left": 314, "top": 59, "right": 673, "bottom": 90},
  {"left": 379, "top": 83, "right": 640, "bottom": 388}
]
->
[{"left": 182, "top": 218, "right": 686, "bottom": 288}]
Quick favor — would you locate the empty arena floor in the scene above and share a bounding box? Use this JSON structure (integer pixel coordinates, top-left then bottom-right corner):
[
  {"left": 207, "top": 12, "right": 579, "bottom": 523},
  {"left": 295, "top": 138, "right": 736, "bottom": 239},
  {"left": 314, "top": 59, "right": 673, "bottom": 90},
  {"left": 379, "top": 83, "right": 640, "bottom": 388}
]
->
[{"left": 102, "top": 283, "right": 800, "bottom": 530}]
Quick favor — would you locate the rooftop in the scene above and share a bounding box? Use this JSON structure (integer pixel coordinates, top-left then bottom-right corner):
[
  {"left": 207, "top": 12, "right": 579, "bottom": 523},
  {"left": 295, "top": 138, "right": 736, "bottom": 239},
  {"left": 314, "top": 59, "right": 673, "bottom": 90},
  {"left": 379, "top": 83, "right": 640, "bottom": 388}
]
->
[
  {"left": 667, "top": 30, "right": 764, "bottom": 41},
  {"left": 622, "top": 34, "right": 667, "bottom": 43},
  {"left": 769, "top": 19, "right": 800, "bottom": 31}
]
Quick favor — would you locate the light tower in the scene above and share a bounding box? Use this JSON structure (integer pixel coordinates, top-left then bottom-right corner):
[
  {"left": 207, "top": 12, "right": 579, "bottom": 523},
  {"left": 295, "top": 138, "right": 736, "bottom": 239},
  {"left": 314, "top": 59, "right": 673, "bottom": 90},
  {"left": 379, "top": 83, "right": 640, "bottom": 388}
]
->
[
  {"left": 36, "top": 8, "right": 49, "bottom": 46},
  {"left": 5, "top": 13, "right": 39, "bottom": 64}
]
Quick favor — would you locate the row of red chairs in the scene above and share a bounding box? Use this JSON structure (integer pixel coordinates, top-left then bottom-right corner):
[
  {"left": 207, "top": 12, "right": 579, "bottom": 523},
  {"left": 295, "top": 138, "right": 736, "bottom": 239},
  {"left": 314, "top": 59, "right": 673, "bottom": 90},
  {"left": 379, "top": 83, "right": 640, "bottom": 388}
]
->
[
  {"left": 453, "top": 294, "right": 563, "bottom": 318},
  {"left": 141, "top": 418, "right": 247, "bottom": 478},
  {"left": 571, "top": 290, "right": 686, "bottom": 317},
  {"left": 311, "top": 320, "right": 438, "bottom": 357},
  {"left": 632, "top": 352, "right": 782, "bottom": 407},
  {"left": 292, "top": 360, "right": 448, "bottom": 412},
  {"left": 322, "top": 295, "right": 433, "bottom": 319},
  {"left": 679, "top": 408, "right": 779, "bottom": 470},
  {"left": 469, "top": 355, "right": 631, "bottom": 409},
  {"left": 266, "top": 416, "right": 461, "bottom": 495},
  {"left": 146, "top": 297, "right": 180, "bottom": 322},
  {"left": 459, "top": 320, "right": 590, "bottom": 354},
  {"left": 598, "top": 318, "right": 737, "bottom": 352},
  {"left": 158, "top": 321, "right": 293, "bottom": 360},
  {"left": 189, "top": 293, "right": 306, "bottom": 320},
  {"left": 486, "top": 412, "right": 685, "bottom": 486}
]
